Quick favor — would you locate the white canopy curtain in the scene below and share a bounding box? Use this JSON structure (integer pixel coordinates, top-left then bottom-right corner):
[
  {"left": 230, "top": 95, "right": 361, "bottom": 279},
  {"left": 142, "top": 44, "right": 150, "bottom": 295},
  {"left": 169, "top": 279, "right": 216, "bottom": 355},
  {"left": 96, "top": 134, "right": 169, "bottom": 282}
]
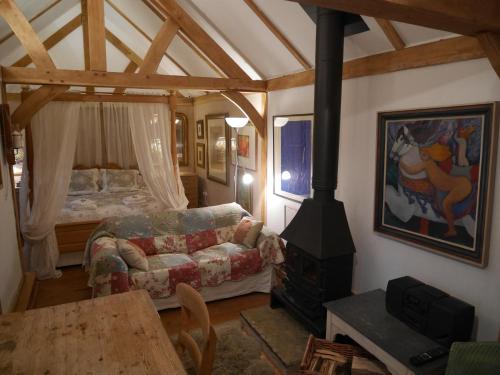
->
[
  {"left": 20, "top": 102, "right": 80, "bottom": 279},
  {"left": 105, "top": 102, "right": 188, "bottom": 210},
  {"left": 102, "top": 104, "right": 138, "bottom": 168},
  {"left": 74, "top": 103, "right": 102, "bottom": 167}
]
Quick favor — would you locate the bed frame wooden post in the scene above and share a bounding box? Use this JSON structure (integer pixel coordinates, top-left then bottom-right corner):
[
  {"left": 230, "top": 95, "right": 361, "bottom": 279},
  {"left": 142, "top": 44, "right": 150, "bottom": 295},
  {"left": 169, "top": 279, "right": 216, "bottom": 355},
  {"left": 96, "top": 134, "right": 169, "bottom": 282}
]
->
[
  {"left": 20, "top": 86, "right": 34, "bottom": 207},
  {"left": 168, "top": 91, "right": 179, "bottom": 191}
]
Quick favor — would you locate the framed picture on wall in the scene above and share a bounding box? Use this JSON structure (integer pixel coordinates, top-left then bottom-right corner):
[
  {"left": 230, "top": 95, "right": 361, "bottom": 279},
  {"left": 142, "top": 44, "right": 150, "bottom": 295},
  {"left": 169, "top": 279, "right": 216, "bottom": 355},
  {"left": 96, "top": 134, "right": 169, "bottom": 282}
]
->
[
  {"left": 273, "top": 114, "right": 314, "bottom": 202},
  {"left": 206, "top": 113, "right": 230, "bottom": 185},
  {"left": 236, "top": 167, "right": 253, "bottom": 214},
  {"left": 196, "top": 119, "right": 204, "bottom": 139},
  {"left": 231, "top": 123, "right": 257, "bottom": 171},
  {"left": 196, "top": 143, "right": 205, "bottom": 169},
  {"left": 374, "top": 103, "right": 499, "bottom": 267}
]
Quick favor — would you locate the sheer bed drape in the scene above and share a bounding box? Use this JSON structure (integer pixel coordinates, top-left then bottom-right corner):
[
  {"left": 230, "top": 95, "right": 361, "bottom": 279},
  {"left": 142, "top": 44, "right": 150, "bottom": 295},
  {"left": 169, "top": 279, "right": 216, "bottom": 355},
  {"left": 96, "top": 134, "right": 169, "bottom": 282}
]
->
[
  {"left": 105, "top": 102, "right": 188, "bottom": 209},
  {"left": 21, "top": 101, "right": 187, "bottom": 279},
  {"left": 20, "top": 102, "right": 80, "bottom": 279}
]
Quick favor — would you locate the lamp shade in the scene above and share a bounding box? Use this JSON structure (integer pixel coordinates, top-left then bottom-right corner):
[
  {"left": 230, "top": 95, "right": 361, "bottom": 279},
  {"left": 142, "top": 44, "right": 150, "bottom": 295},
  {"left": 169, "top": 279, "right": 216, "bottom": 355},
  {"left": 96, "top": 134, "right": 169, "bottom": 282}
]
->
[
  {"left": 225, "top": 117, "right": 248, "bottom": 128},
  {"left": 274, "top": 117, "right": 289, "bottom": 127}
]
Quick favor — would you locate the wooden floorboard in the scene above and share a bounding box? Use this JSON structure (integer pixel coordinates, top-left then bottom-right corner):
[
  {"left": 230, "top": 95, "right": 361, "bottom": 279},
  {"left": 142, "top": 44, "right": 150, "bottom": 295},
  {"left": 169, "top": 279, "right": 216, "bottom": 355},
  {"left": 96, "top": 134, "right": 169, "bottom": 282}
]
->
[{"left": 34, "top": 266, "right": 270, "bottom": 335}]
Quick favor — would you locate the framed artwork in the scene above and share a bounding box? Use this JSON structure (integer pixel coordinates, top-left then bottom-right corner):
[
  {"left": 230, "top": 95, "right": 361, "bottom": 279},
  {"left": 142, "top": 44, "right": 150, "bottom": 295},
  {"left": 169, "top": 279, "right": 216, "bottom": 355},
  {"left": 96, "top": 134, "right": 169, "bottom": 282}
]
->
[
  {"left": 176, "top": 113, "right": 189, "bottom": 166},
  {"left": 284, "top": 205, "right": 298, "bottom": 227},
  {"left": 196, "top": 143, "right": 205, "bottom": 169},
  {"left": 196, "top": 119, "right": 204, "bottom": 139},
  {"left": 236, "top": 167, "right": 253, "bottom": 213},
  {"left": 273, "top": 114, "right": 314, "bottom": 202},
  {"left": 231, "top": 123, "right": 257, "bottom": 171},
  {"left": 374, "top": 103, "right": 499, "bottom": 267},
  {"left": 206, "top": 113, "right": 230, "bottom": 185}
]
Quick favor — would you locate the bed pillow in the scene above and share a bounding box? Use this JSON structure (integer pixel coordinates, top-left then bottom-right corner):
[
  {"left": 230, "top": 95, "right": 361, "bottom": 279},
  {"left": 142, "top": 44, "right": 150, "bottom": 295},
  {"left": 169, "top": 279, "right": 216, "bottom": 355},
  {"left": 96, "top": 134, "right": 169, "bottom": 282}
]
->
[
  {"left": 117, "top": 239, "right": 149, "bottom": 271},
  {"left": 232, "top": 217, "right": 264, "bottom": 248},
  {"left": 68, "top": 169, "right": 99, "bottom": 195},
  {"left": 102, "top": 169, "right": 140, "bottom": 192}
]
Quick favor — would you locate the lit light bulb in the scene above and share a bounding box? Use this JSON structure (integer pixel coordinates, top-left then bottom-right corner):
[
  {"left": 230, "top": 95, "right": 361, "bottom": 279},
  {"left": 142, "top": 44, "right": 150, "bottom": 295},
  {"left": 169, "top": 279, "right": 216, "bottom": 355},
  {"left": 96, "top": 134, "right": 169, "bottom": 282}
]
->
[
  {"left": 242, "top": 173, "right": 254, "bottom": 185},
  {"left": 281, "top": 171, "right": 291, "bottom": 180}
]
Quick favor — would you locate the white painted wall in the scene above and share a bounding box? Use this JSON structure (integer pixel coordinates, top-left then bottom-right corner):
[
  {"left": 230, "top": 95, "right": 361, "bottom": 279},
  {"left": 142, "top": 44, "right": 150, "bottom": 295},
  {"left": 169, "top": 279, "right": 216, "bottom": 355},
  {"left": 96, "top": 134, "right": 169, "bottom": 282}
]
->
[
  {"left": 193, "top": 95, "right": 264, "bottom": 219},
  {"left": 266, "top": 58, "right": 500, "bottom": 341},
  {"left": 0, "top": 94, "right": 23, "bottom": 313}
]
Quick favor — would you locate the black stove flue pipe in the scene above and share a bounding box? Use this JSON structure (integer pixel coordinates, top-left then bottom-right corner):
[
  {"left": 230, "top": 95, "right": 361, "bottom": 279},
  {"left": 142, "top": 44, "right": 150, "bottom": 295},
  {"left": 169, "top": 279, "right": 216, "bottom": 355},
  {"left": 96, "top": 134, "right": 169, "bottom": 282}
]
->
[
  {"left": 280, "top": 8, "right": 356, "bottom": 259},
  {"left": 312, "top": 9, "right": 344, "bottom": 202}
]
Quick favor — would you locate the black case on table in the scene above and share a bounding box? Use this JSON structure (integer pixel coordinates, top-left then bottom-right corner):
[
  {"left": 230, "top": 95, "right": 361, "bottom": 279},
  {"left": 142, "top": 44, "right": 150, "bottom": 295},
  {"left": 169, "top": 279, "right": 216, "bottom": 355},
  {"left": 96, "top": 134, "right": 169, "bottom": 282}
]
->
[{"left": 386, "top": 276, "right": 474, "bottom": 347}]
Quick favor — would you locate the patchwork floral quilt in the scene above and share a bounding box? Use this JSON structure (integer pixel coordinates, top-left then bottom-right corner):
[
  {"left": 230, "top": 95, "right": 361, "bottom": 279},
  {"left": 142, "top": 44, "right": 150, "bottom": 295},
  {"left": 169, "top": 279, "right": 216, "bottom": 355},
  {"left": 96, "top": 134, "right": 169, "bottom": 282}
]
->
[{"left": 84, "top": 203, "right": 285, "bottom": 299}]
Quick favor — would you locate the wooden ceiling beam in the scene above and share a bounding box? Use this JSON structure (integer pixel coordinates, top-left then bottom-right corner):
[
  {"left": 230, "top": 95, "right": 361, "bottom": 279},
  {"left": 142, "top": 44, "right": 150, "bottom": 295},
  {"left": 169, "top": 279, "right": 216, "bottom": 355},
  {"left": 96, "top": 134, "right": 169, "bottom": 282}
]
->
[
  {"left": 290, "top": 0, "right": 500, "bottom": 36},
  {"left": 477, "top": 32, "right": 500, "bottom": 78},
  {"left": 105, "top": 29, "right": 143, "bottom": 67},
  {"left": 0, "top": 0, "right": 62, "bottom": 45},
  {"left": 8, "top": 91, "right": 193, "bottom": 105},
  {"left": 11, "top": 85, "right": 69, "bottom": 129},
  {"left": 139, "top": 18, "right": 179, "bottom": 74},
  {"left": 105, "top": 0, "right": 190, "bottom": 76},
  {"left": 242, "top": 0, "right": 311, "bottom": 69},
  {"left": 12, "top": 14, "right": 82, "bottom": 67},
  {"left": 0, "top": 0, "right": 56, "bottom": 68},
  {"left": 150, "top": 0, "right": 251, "bottom": 79},
  {"left": 267, "top": 36, "right": 485, "bottom": 91},
  {"left": 141, "top": 0, "right": 225, "bottom": 77},
  {"left": 82, "top": 0, "right": 106, "bottom": 71},
  {"left": 0, "top": 0, "right": 68, "bottom": 128},
  {"left": 114, "top": 61, "right": 138, "bottom": 94},
  {"left": 221, "top": 91, "right": 265, "bottom": 136},
  {"left": 375, "top": 18, "right": 405, "bottom": 50},
  {"left": 2, "top": 67, "right": 267, "bottom": 92}
]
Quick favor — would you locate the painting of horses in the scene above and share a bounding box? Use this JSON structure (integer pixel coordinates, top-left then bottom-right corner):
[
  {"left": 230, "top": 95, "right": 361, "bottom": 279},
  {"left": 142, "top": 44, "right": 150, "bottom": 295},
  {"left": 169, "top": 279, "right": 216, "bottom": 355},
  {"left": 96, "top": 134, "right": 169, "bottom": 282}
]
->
[{"left": 374, "top": 103, "right": 498, "bottom": 267}]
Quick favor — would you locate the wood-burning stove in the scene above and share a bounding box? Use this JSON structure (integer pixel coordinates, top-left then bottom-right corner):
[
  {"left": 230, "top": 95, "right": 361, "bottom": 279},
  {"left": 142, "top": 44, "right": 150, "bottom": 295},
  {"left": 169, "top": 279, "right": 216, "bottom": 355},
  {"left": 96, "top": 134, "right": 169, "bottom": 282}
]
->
[{"left": 271, "top": 6, "right": 368, "bottom": 337}]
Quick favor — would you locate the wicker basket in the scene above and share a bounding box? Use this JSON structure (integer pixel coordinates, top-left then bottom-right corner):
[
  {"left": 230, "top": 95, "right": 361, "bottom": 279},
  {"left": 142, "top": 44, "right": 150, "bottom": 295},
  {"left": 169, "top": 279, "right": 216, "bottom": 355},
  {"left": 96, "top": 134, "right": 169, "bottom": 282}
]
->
[{"left": 299, "top": 335, "right": 379, "bottom": 375}]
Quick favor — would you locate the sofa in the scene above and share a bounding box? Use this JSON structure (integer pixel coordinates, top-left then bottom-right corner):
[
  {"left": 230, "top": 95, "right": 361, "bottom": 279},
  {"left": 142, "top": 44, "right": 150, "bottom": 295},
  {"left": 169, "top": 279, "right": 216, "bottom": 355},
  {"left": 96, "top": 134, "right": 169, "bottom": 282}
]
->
[{"left": 83, "top": 203, "right": 284, "bottom": 308}]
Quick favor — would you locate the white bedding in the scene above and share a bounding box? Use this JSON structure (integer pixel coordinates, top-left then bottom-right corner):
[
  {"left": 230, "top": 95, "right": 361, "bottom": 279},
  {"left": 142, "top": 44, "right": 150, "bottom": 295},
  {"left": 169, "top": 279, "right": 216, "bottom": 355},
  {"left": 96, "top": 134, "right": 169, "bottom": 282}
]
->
[{"left": 56, "top": 188, "right": 164, "bottom": 224}]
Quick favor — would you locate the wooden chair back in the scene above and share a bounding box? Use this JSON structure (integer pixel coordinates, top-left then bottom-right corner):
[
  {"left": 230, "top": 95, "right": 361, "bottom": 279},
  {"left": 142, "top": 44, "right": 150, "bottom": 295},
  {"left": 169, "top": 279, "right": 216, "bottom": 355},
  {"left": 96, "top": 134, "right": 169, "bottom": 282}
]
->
[{"left": 176, "top": 283, "right": 217, "bottom": 375}]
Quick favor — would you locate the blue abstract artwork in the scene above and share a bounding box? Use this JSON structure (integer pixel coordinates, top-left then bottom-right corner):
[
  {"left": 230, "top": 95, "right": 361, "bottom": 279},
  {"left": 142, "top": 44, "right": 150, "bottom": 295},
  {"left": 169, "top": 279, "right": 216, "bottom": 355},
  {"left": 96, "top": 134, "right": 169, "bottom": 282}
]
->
[{"left": 280, "top": 120, "right": 312, "bottom": 195}]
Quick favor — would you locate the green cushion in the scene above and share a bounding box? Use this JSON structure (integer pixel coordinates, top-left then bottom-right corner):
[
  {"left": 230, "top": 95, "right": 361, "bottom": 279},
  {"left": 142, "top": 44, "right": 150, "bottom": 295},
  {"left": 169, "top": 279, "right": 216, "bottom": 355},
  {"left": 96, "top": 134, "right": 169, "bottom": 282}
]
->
[{"left": 445, "top": 342, "right": 500, "bottom": 375}]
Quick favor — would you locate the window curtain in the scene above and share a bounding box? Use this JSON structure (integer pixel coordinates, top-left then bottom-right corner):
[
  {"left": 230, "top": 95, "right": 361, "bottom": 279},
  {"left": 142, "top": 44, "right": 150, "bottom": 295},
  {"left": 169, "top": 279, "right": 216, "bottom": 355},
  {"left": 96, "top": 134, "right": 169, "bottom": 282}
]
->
[
  {"left": 102, "top": 104, "right": 138, "bottom": 168},
  {"left": 108, "top": 102, "right": 188, "bottom": 210},
  {"left": 20, "top": 102, "right": 80, "bottom": 279},
  {"left": 73, "top": 103, "right": 102, "bottom": 167}
]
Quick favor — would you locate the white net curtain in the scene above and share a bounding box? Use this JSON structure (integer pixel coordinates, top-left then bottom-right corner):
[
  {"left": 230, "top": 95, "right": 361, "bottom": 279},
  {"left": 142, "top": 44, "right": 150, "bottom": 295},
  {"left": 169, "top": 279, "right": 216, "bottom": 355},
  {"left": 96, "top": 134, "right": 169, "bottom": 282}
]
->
[{"left": 20, "top": 101, "right": 187, "bottom": 279}]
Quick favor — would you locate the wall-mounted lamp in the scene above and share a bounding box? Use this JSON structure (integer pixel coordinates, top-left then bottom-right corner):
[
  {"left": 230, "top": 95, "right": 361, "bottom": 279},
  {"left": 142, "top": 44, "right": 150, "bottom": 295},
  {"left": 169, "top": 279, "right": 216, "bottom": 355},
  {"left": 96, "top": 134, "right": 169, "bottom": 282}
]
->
[
  {"left": 274, "top": 117, "right": 289, "bottom": 127},
  {"left": 225, "top": 117, "right": 248, "bottom": 128}
]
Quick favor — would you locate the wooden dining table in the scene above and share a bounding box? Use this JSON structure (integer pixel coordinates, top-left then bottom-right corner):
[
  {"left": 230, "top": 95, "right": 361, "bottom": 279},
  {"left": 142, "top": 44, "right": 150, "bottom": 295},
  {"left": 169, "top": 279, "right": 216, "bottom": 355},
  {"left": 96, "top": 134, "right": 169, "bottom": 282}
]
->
[{"left": 0, "top": 290, "right": 186, "bottom": 374}]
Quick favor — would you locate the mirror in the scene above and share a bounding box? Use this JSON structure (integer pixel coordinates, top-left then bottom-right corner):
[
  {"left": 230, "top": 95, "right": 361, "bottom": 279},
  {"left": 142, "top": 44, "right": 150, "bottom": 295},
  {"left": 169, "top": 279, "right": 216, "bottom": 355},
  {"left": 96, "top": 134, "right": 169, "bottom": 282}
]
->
[{"left": 176, "top": 113, "right": 189, "bottom": 166}]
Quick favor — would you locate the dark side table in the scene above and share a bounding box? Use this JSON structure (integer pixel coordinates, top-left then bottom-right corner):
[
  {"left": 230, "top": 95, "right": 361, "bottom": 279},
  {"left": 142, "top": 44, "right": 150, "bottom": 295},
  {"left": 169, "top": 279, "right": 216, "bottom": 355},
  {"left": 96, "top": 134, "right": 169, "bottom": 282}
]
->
[{"left": 324, "top": 289, "right": 448, "bottom": 375}]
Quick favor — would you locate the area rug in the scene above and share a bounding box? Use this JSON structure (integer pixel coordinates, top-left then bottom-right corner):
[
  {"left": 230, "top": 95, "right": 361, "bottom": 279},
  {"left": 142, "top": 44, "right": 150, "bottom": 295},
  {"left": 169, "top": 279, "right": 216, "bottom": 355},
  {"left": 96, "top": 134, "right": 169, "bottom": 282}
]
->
[
  {"left": 240, "top": 306, "right": 310, "bottom": 372},
  {"left": 171, "top": 320, "right": 275, "bottom": 375}
]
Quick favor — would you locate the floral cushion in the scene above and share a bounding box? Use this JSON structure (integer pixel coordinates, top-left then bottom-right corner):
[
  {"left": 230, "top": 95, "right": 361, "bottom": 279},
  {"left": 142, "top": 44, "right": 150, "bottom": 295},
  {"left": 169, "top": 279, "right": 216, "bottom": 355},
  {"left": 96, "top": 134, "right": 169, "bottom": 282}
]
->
[
  {"left": 232, "top": 218, "right": 264, "bottom": 248},
  {"left": 117, "top": 239, "right": 149, "bottom": 271},
  {"left": 102, "top": 169, "right": 140, "bottom": 192},
  {"left": 68, "top": 169, "right": 99, "bottom": 195}
]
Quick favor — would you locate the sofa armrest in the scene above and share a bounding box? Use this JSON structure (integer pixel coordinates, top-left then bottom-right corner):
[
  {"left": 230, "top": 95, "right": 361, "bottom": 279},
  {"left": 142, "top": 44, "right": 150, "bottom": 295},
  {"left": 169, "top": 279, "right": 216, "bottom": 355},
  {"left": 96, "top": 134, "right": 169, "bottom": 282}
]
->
[
  {"left": 87, "top": 237, "right": 130, "bottom": 297},
  {"left": 256, "top": 227, "right": 285, "bottom": 266}
]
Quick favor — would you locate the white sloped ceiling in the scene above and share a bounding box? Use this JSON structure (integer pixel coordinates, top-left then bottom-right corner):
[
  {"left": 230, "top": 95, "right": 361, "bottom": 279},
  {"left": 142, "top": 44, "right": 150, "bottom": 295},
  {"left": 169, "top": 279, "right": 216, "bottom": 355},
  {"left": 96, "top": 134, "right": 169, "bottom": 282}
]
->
[{"left": 0, "top": 0, "right": 460, "bottom": 97}]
